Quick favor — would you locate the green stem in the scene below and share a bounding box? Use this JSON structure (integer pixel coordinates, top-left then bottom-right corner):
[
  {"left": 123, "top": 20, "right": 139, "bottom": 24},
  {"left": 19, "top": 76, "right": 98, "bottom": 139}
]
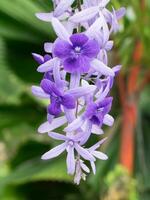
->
[
  {"left": 77, "top": 0, "right": 82, "bottom": 33},
  {"left": 77, "top": 0, "right": 82, "bottom": 11}
]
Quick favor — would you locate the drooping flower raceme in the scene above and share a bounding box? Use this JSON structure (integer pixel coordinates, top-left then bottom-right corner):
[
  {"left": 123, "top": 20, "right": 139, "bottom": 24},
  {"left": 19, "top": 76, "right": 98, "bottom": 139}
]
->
[{"left": 32, "top": 0, "right": 125, "bottom": 184}]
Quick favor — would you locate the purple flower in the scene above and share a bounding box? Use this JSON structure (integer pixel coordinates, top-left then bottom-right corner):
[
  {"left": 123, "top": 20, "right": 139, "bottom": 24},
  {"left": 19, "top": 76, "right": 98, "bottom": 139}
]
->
[
  {"left": 74, "top": 137, "right": 108, "bottom": 183},
  {"left": 32, "top": 53, "right": 51, "bottom": 65},
  {"left": 41, "top": 132, "right": 95, "bottom": 175},
  {"left": 88, "top": 138, "right": 108, "bottom": 174},
  {"left": 36, "top": 0, "right": 75, "bottom": 22},
  {"left": 64, "top": 97, "right": 113, "bottom": 134},
  {"left": 74, "top": 159, "right": 90, "bottom": 185},
  {"left": 32, "top": 53, "right": 58, "bottom": 83},
  {"left": 70, "top": 2, "right": 126, "bottom": 33},
  {"left": 53, "top": 33, "right": 100, "bottom": 74},
  {"left": 43, "top": 71, "right": 54, "bottom": 82},
  {"left": 40, "top": 79, "right": 76, "bottom": 116},
  {"left": 84, "top": 97, "right": 113, "bottom": 126}
]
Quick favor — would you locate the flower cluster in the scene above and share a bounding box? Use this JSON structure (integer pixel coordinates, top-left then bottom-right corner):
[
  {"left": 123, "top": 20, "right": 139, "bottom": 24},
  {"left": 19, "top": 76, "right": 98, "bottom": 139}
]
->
[{"left": 32, "top": 0, "right": 125, "bottom": 184}]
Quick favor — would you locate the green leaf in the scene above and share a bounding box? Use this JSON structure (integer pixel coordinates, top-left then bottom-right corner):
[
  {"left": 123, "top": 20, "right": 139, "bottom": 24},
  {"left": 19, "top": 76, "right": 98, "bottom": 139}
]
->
[
  {"left": 0, "top": 0, "right": 53, "bottom": 38},
  {"left": 0, "top": 37, "right": 26, "bottom": 104},
  {"left": 0, "top": 157, "right": 72, "bottom": 194}
]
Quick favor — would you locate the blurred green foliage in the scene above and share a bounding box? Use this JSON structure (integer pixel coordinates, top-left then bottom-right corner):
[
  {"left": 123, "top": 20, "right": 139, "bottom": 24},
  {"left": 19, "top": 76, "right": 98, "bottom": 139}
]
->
[
  {"left": 0, "top": 0, "right": 150, "bottom": 199},
  {"left": 103, "top": 165, "right": 139, "bottom": 200}
]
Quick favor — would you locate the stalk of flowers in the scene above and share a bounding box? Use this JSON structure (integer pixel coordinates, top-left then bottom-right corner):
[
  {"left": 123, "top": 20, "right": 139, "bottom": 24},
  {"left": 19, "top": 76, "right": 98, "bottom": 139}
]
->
[{"left": 32, "top": 0, "right": 125, "bottom": 184}]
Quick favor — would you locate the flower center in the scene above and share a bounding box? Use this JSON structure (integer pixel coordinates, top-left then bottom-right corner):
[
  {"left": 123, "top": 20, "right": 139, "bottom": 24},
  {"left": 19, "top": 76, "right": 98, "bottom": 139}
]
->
[
  {"left": 74, "top": 46, "right": 81, "bottom": 53},
  {"left": 71, "top": 46, "right": 82, "bottom": 59},
  {"left": 97, "top": 108, "right": 104, "bottom": 113},
  {"left": 68, "top": 140, "right": 74, "bottom": 147}
]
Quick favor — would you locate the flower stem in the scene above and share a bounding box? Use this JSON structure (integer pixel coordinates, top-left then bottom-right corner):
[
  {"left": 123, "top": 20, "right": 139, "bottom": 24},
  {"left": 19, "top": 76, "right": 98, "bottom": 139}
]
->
[
  {"left": 77, "top": 0, "right": 82, "bottom": 33},
  {"left": 77, "top": 0, "right": 82, "bottom": 11}
]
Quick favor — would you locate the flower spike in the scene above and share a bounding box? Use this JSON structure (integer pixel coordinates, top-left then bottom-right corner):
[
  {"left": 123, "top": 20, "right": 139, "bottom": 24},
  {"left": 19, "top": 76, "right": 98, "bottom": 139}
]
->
[{"left": 32, "top": 0, "right": 125, "bottom": 184}]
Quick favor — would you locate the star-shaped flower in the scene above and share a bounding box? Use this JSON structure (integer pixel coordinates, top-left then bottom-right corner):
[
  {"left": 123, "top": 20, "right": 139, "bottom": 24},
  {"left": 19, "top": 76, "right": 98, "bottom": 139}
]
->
[{"left": 53, "top": 33, "right": 100, "bottom": 74}]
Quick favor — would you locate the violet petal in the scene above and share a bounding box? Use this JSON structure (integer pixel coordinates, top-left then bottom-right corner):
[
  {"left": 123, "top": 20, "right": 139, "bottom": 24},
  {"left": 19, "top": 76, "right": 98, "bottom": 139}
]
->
[
  {"left": 64, "top": 55, "right": 90, "bottom": 74},
  {"left": 36, "top": 12, "right": 53, "bottom": 22},
  {"left": 82, "top": 39, "right": 100, "bottom": 58},
  {"left": 48, "top": 100, "right": 62, "bottom": 116},
  {"left": 32, "top": 53, "right": 44, "bottom": 64},
  {"left": 70, "top": 33, "right": 88, "bottom": 46},
  {"left": 41, "top": 142, "right": 66, "bottom": 160},
  {"left": 54, "top": 0, "right": 75, "bottom": 17},
  {"left": 92, "top": 151, "right": 108, "bottom": 160},
  {"left": 38, "top": 116, "right": 67, "bottom": 134},
  {"left": 48, "top": 132, "right": 67, "bottom": 141},
  {"left": 75, "top": 143, "right": 95, "bottom": 161},
  {"left": 40, "top": 79, "right": 62, "bottom": 96},
  {"left": 66, "top": 146, "right": 75, "bottom": 175},
  {"left": 61, "top": 94, "right": 76, "bottom": 109},
  {"left": 91, "top": 59, "right": 115, "bottom": 76},
  {"left": 37, "top": 57, "right": 58, "bottom": 73},
  {"left": 69, "top": 6, "right": 99, "bottom": 23},
  {"left": 31, "top": 86, "right": 49, "bottom": 99},
  {"left": 53, "top": 39, "right": 72, "bottom": 58},
  {"left": 51, "top": 17, "right": 70, "bottom": 42},
  {"left": 103, "top": 114, "right": 114, "bottom": 126}
]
